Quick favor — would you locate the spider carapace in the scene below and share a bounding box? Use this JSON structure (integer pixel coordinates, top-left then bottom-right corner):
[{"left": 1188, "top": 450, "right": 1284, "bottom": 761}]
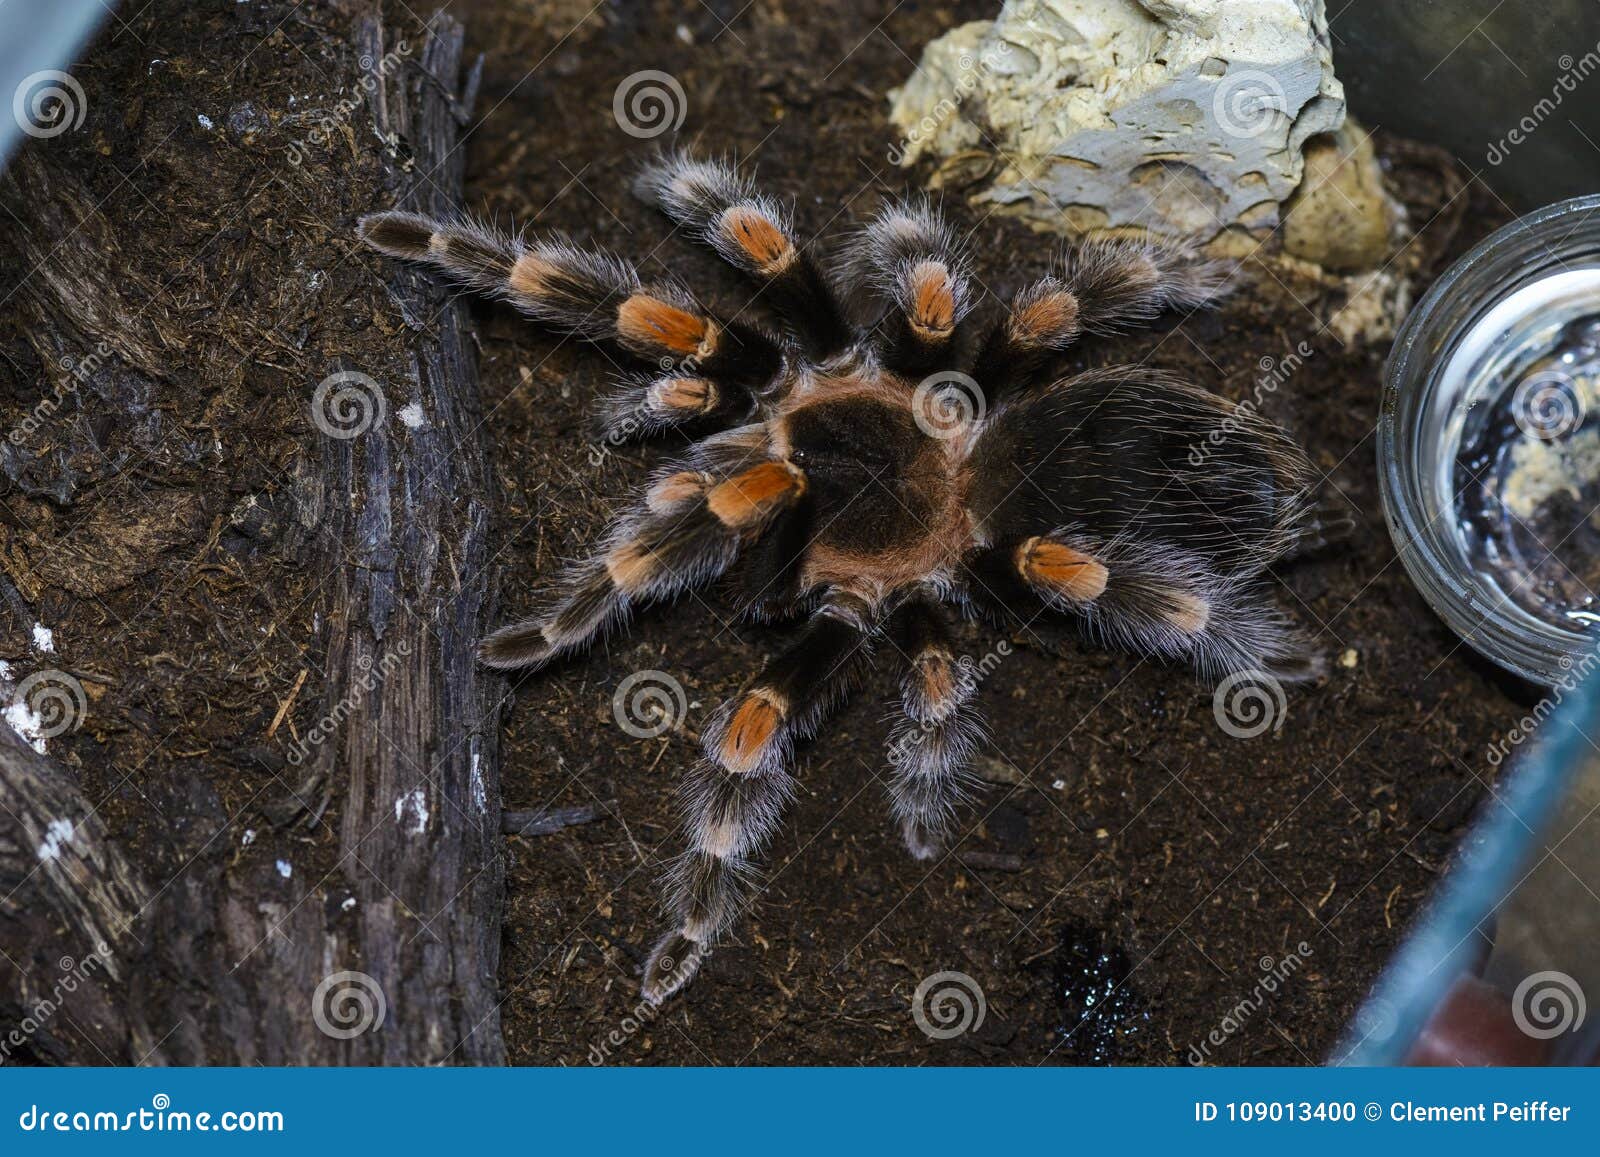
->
[{"left": 359, "top": 151, "right": 1336, "bottom": 1003}]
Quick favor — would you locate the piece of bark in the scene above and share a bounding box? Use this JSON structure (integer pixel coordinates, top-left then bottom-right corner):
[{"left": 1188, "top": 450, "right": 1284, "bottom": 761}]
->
[
  {"left": 0, "top": 7, "right": 505, "bottom": 1065},
  {"left": 958, "top": 851, "right": 1026, "bottom": 873},
  {"left": 502, "top": 804, "right": 609, "bottom": 838},
  {"left": 0, "top": 725, "right": 146, "bottom": 1065}
]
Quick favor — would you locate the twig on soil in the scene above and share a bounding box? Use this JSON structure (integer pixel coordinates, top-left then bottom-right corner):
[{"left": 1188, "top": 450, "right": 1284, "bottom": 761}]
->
[
  {"left": 264, "top": 669, "right": 309, "bottom": 741},
  {"left": 958, "top": 850, "right": 1025, "bottom": 873},
  {"left": 1018, "top": 941, "right": 1060, "bottom": 967},
  {"left": 502, "top": 802, "right": 612, "bottom": 838}
]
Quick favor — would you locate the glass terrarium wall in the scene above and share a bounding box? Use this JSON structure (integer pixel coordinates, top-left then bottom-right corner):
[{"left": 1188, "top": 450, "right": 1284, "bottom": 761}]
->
[{"left": 1330, "top": 1, "right": 1600, "bottom": 209}]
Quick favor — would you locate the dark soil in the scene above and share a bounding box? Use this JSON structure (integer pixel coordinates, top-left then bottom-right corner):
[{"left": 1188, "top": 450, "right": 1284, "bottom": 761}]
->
[
  {"left": 446, "top": 2, "right": 1528, "bottom": 1065},
  {"left": 0, "top": 0, "right": 1534, "bottom": 1066}
]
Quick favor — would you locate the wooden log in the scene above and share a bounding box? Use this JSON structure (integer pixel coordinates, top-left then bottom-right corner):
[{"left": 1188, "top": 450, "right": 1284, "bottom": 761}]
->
[
  {"left": 0, "top": 6, "right": 505, "bottom": 1065},
  {"left": 0, "top": 723, "right": 145, "bottom": 1065}
]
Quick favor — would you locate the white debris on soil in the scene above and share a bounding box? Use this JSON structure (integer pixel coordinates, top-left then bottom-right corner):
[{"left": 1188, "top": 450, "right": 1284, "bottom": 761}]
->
[
  {"left": 888, "top": 0, "right": 1345, "bottom": 240},
  {"left": 31, "top": 622, "right": 54, "bottom": 652},
  {"left": 1324, "top": 266, "right": 1411, "bottom": 346},
  {"left": 197, "top": 113, "right": 214, "bottom": 130},
  {"left": 395, "top": 786, "right": 430, "bottom": 834},
  {"left": 242, "top": 828, "right": 257, "bottom": 847},
  {"left": 276, "top": 859, "right": 293, "bottom": 879},
  {"left": 5, "top": 697, "right": 48, "bottom": 753},
  {"left": 341, "top": 896, "right": 357, "bottom": 912},
  {"left": 37, "top": 818, "right": 75, "bottom": 862},
  {"left": 397, "top": 401, "right": 426, "bottom": 429}
]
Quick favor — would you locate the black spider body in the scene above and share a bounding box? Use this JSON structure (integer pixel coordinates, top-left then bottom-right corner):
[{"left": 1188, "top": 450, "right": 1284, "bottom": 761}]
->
[
  {"left": 970, "top": 377, "right": 1303, "bottom": 577},
  {"left": 358, "top": 151, "right": 1333, "bottom": 1003}
]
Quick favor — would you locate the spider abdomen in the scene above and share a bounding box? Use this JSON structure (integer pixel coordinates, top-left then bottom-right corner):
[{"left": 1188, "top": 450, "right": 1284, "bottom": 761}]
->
[{"left": 969, "top": 367, "right": 1312, "bottom": 575}]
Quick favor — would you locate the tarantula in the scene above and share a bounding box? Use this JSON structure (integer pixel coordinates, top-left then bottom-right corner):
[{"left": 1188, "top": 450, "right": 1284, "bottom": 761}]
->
[{"left": 358, "top": 152, "right": 1331, "bottom": 1003}]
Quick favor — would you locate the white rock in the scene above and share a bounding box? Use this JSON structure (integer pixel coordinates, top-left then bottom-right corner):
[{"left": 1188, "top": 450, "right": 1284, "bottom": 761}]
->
[{"left": 889, "top": 0, "right": 1345, "bottom": 240}]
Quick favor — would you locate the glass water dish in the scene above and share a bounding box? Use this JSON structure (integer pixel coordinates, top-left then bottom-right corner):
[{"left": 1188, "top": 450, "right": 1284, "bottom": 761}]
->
[{"left": 1380, "top": 196, "right": 1600, "bottom": 685}]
